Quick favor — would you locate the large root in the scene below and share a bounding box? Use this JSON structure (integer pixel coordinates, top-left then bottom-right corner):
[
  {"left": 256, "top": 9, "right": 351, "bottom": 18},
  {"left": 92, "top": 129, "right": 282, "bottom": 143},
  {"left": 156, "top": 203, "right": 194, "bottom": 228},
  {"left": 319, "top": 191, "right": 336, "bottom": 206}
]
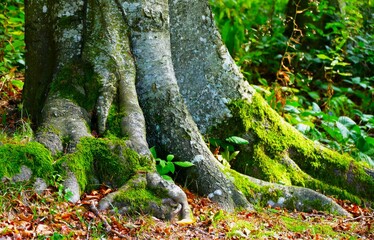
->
[
  {"left": 99, "top": 172, "right": 194, "bottom": 223},
  {"left": 226, "top": 169, "right": 351, "bottom": 216}
]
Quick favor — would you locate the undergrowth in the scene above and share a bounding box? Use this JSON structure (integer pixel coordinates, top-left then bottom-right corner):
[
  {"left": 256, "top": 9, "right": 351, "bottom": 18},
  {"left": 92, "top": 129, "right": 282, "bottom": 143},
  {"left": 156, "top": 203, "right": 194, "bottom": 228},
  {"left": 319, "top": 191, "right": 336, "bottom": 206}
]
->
[{"left": 211, "top": 0, "right": 374, "bottom": 167}]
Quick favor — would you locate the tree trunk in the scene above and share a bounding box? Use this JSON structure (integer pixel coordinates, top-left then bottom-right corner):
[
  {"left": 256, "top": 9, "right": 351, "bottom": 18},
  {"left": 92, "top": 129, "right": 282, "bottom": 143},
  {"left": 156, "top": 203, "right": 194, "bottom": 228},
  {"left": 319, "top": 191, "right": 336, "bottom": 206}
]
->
[{"left": 18, "top": 0, "right": 373, "bottom": 221}]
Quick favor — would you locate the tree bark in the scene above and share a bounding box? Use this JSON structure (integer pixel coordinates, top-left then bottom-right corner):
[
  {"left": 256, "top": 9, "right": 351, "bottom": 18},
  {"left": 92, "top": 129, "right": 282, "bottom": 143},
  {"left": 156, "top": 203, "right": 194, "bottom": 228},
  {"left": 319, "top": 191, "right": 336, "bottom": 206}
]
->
[{"left": 20, "top": 0, "right": 373, "bottom": 220}]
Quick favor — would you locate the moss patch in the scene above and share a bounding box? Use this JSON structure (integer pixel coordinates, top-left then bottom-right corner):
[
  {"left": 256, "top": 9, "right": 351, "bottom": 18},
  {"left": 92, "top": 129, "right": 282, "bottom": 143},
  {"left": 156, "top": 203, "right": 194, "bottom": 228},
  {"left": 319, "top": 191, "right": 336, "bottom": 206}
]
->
[
  {"left": 0, "top": 142, "right": 54, "bottom": 182},
  {"left": 281, "top": 216, "right": 338, "bottom": 236},
  {"left": 103, "top": 104, "right": 127, "bottom": 139},
  {"left": 50, "top": 59, "right": 101, "bottom": 112},
  {"left": 56, "top": 137, "right": 153, "bottom": 192},
  {"left": 113, "top": 176, "right": 162, "bottom": 214},
  {"left": 212, "top": 93, "right": 373, "bottom": 204}
]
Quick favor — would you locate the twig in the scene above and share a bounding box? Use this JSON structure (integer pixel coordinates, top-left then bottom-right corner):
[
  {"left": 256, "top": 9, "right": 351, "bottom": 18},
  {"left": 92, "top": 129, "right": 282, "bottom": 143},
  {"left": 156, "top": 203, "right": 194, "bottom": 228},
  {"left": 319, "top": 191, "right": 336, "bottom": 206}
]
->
[
  {"left": 89, "top": 202, "right": 127, "bottom": 238},
  {"left": 343, "top": 213, "right": 374, "bottom": 223}
]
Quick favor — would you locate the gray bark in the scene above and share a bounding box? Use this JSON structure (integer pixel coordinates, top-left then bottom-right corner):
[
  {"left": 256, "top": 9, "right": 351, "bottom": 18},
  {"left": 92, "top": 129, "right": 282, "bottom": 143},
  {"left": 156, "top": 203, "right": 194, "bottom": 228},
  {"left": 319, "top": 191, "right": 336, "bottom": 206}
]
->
[
  {"left": 125, "top": 0, "right": 251, "bottom": 210},
  {"left": 170, "top": 0, "right": 254, "bottom": 133}
]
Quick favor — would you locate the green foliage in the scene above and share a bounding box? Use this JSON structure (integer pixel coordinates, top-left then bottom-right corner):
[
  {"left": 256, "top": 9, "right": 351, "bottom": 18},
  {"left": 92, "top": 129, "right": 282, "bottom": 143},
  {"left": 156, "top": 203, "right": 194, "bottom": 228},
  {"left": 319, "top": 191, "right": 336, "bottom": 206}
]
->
[
  {"left": 285, "top": 103, "right": 374, "bottom": 167},
  {"left": 51, "top": 173, "right": 73, "bottom": 202},
  {"left": 0, "top": 0, "right": 25, "bottom": 98},
  {"left": 211, "top": 0, "right": 374, "bottom": 166},
  {"left": 209, "top": 136, "right": 249, "bottom": 167},
  {"left": 150, "top": 146, "right": 194, "bottom": 181}
]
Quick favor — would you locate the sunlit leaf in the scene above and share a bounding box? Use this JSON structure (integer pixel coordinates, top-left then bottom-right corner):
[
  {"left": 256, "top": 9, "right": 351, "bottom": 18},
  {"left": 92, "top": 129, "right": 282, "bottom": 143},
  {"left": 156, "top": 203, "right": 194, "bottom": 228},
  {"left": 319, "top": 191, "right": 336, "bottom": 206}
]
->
[
  {"left": 312, "top": 102, "right": 321, "bottom": 113},
  {"left": 225, "top": 136, "right": 249, "bottom": 145},
  {"left": 166, "top": 162, "right": 175, "bottom": 174},
  {"left": 11, "top": 79, "right": 23, "bottom": 89},
  {"left": 336, "top": 122, "right": 349, "bottom": 139},
  {"left": 166, "top": 154, "right": 174, "bottom": 162},
  {"left": 174, "top": 161, "right": 194, "bottom": 167},
  {"left": 161, "top": 175, "right": 173, "bottom": 181},
  {"left": 316, "top": 54, "right": 332, "bottom": 60},
  {"left": 150, "top": 146, "right": 157, "bottom": 158},
  {"left": 296, "top": 123, "right": 311, "bottom": 133},
  {"left": 338, "top": 116, "right": 356, "bottom": 128}
]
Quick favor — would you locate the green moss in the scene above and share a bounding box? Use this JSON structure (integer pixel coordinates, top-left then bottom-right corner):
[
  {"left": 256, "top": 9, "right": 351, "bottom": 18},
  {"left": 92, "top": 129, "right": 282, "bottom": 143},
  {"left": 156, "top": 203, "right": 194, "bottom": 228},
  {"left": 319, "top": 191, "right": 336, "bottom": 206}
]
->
[
  {"left": 212, "top": 93, "right": 373, "bottom": 204},
  {"left": 0, "top": 142, "right": 54, "bottom": 182},
  {"left": 114, "top": 187, "right": 162, "bottom": 213},
  {"left": 50, "top": 59, "right": 101, "bottom": 112},
  {"left": 281, "top": 216, "right": 338, "bottom": 236},
  {"left": 103, "top": 104, "right": 127, "bottom": 139},
  {"left": 225, "top": 168, "right": 283, "bottom": 207},
  {"left": 56, "top": 137, "right": 153, "bottom": 192}
]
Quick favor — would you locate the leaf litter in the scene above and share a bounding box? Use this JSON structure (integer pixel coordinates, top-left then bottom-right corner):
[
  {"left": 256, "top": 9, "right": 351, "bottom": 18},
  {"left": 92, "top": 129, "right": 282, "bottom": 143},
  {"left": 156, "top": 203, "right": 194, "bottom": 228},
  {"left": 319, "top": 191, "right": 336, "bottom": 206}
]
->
[{"left": 0, "top": 182, "right": 372, "bottom": 239}]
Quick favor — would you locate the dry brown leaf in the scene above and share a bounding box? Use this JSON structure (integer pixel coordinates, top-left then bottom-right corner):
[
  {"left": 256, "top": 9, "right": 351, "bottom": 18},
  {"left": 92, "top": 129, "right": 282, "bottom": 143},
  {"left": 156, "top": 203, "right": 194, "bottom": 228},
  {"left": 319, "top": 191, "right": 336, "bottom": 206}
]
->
[{"left": 35, "top": 224, "right": 53, "bottom": 235}]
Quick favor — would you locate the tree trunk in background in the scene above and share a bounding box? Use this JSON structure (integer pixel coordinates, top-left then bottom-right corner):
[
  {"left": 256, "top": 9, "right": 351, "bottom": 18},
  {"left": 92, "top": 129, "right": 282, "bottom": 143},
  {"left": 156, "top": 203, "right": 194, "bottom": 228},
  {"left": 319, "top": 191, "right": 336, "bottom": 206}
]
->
[{"left": 21, "top": 0, "right": 373, "bottom": 220}]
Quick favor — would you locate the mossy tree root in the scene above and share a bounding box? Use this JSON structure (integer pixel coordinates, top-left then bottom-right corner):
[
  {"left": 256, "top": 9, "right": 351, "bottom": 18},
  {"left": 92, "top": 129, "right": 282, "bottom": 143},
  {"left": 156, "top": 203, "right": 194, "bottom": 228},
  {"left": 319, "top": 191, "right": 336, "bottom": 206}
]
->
[
  {"left": 99, "top": 172, "right": 193, "bottom": 223},
  {"left": 220, "top": 94, "right": 374, "bottom": 205},
  {"left": 226, "top": 170, "right": 350, "bottom": 216}
]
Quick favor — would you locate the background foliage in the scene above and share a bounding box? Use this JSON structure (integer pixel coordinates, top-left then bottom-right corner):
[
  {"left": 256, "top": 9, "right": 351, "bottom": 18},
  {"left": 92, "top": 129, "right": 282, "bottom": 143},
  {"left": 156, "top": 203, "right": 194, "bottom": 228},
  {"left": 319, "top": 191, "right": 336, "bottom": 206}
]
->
[
  {"left": 0, "top": 0, "right": 25, "bottom": 100},
  {"left": 211, "top": 0, "right": 374, "bottom": 166}
]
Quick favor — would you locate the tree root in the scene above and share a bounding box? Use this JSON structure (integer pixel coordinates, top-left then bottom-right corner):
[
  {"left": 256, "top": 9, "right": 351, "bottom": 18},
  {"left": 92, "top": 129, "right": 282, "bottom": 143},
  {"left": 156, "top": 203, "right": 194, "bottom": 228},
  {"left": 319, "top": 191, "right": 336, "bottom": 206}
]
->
[
  {"left": 228, "top": 170, "right": 351, "bottom": 216},
  {"left": 98, "top": 173, "right": 194, "bottom": 224}
]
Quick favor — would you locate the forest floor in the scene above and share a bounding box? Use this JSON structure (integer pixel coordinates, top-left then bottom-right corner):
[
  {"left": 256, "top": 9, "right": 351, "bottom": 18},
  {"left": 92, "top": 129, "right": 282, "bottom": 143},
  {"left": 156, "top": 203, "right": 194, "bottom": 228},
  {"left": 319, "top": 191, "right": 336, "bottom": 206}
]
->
[
  {"left": 0, "top": 183, "right": 372, "bottom": 239},
  {"left": 0, "top": 76, "right": 373, "bottom": 239}
]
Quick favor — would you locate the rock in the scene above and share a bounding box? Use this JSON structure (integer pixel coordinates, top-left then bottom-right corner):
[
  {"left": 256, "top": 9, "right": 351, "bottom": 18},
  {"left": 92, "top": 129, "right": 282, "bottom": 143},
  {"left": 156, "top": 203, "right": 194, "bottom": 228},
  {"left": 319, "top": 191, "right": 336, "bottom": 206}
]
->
[
  {"left": 12, "top": 165, "right": 33, "bottom": 182},
  {"left": 34, "top": 177, "right": 48, "bottom": 194},
  {"left": 63, "top": 171, "right": 80, "bottom": 203}
]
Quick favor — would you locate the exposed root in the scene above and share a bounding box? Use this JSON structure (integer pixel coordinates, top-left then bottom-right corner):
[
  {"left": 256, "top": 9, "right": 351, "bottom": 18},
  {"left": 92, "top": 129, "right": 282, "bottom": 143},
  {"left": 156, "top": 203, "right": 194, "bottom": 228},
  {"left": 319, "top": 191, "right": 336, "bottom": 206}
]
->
[
  {"left": 98, "top": 172, "right": 194, "bottom": 223},
  {"left": 230, "top": 170, "right": 351, "bottom": 216},
  {"left": 146, "top": 172, "right": 194, "bottom": 223}
]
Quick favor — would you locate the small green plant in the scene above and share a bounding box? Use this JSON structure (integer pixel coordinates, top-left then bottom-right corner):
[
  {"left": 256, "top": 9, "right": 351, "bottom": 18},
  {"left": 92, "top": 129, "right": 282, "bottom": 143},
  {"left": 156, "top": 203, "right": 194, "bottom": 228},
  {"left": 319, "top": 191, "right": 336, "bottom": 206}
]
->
[
  {"left": 51, "top": 173, "right": 73, "bottom": 202},
  {"left": 150, "top": 147, "right": 194, "bottom": 181},
  {"left": 209, "top": 136, "right": 249, "bottom": 167}
]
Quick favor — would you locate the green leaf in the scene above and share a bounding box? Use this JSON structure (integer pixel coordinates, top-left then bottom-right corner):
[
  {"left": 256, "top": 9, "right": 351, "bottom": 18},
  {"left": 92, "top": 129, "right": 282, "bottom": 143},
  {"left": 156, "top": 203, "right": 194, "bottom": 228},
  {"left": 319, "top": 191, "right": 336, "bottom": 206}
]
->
[
  {"left": 159, "top": 159, "right": 166, "bottom": 168},
  {"left": 165, "top": 162, "right": 175, "bottom": 174},
  {"left": 229, "top": 151, "right": 240, "bottom": 161},
  {"left": 161, "top": 175, "right": 173, "bottom": 181},
  {"left": 337, "top": 72, "right": 352, "bottom": 76},
  {"left": 316, "top": 54, "right": 332, "bottom": 60},
  {"left": 222, "top": 148, "right": 230, "bottom": 161},
  {"left": 365, "top": 137, "right": 374, "bottom": 146},
  {"left": 338, "top": 116, "right": 356, "bottom": 128},
  {"left": 336, "top": 122, "right": 349, "bottom": 139},
  {"left": 11, "top": 79, "right": 23, "bottom": 89},
  {"left": 213, "top": 210, "right": 224, "bottom": 222},
  {"left": 322, "top": 123, "right": 342, "bottom": 142},
  {"left": 225, "top": 136, "right": 249, "bottom": 145},
  {"left": 312, "top": 102, "right": 321, "bottom": 113},
  {"left": 284, "top": 105, "right": 300, "bottom": 114},
  {"left": 308, "top": 91, "right": 320, "bottom": 100},
  {"left": 166, "top": 154, "right": 174, "bottom": 162},
  {"left": 174, "top": 161, "right": 194, "bottom": 168},
  {"left": 296, "top": 123, "right": 311, "bottom": 134},
  {"left": 150, "top": 146, "right": 157, "bottom": 158}
]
